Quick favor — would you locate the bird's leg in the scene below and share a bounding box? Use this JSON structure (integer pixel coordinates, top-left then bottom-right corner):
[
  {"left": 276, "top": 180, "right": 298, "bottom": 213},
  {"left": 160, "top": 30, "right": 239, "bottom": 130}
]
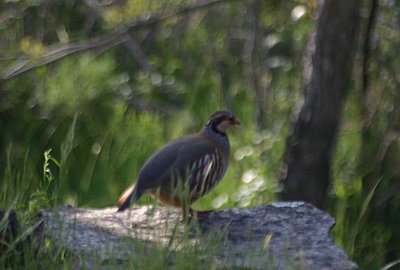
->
[
  {"left": 181, "top": 202, "right": 190, "bottom": 223},
  {"left": 179, "top": 179, "right": 192, "bottom": 223}
]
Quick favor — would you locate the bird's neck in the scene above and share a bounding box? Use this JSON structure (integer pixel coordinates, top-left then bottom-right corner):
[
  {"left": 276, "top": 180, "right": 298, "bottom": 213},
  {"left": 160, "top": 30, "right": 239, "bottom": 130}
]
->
[{"left": 202, "top": 125, "right": 230, "bottom": 151}]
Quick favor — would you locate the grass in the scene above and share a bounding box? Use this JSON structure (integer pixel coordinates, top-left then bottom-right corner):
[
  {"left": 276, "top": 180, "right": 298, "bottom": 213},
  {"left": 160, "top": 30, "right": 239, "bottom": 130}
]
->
[
  {"left": 0, "top": 137, "right": 291, "bottom": 269},
  {"left": 0, "top": 116, "right": 238, "bottom": 269},
  {"left": 0, "top": 111, "right": 397, "bottom": 269}
]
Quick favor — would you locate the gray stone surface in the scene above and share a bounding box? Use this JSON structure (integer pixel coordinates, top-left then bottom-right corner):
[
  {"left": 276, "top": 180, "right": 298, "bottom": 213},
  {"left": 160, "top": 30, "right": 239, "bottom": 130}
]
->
[{"left": 39, "top": 202, "right": 357, "bottom": 269}]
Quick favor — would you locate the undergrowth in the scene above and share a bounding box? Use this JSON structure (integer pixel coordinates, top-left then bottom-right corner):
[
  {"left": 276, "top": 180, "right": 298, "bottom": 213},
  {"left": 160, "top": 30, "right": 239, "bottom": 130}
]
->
[{"left": 1, "top": 112, "right": 399, "bottom": 269}]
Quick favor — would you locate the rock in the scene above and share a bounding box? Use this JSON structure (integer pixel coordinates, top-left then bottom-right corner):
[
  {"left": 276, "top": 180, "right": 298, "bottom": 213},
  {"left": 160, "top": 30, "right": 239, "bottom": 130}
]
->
[{"left": 39, "top": 202, "right": 357, "bottom": 269}]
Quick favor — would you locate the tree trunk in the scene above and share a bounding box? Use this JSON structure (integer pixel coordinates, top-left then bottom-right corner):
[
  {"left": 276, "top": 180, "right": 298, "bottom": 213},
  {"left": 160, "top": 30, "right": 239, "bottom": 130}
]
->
[{"left": 279, "top": 0, "right": 361, "bottom": 208}]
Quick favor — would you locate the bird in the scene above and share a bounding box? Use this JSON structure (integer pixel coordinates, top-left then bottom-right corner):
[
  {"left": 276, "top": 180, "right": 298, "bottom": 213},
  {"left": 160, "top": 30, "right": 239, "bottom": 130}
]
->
[{"left": 116, "top": 110, "right": 240, "bottom": 220}]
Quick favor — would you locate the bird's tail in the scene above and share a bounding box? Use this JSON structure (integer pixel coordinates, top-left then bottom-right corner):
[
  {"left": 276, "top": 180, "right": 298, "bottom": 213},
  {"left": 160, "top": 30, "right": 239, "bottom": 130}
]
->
[{"left": 116, "top": 184, "right": 139, "bottom": 212}]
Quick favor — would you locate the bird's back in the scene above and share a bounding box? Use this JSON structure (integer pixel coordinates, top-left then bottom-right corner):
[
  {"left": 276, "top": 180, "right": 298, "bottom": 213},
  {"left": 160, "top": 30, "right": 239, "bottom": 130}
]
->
[{"left": 137, "top": 134, "right": 223, "bottom": 193}]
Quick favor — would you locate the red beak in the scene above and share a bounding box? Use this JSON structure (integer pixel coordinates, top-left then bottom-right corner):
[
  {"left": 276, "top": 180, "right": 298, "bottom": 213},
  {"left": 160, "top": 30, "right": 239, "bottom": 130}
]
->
[{"left": 231, "top": 117, "right": 241, "bottom": 125}]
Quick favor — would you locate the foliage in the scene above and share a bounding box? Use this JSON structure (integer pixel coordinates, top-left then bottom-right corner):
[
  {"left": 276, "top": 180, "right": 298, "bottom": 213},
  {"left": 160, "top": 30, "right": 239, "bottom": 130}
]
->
[{"left": 0, "top": 0, "right": 399, "bottom": 269}]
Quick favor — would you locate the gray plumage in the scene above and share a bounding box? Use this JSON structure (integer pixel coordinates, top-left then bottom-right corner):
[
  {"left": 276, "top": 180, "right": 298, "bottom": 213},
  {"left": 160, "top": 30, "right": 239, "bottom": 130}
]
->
[{"left": 116, "top": 110, "right": 239, "bottom": 213}]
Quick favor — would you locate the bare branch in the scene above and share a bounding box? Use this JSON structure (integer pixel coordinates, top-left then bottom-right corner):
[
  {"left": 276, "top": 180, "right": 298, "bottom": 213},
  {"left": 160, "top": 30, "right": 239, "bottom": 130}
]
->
[
  {"left": 1, "top": 0, "right": 236, "bottom": 80},
  {"left": 1, "top": 32, "right": 128, "bottom": 80}
]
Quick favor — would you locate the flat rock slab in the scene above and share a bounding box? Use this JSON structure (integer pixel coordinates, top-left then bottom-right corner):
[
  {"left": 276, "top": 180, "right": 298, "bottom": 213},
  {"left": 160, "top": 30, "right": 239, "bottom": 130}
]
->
[{"left": 39, "top": 202, "right": 357, "bottom": 269}]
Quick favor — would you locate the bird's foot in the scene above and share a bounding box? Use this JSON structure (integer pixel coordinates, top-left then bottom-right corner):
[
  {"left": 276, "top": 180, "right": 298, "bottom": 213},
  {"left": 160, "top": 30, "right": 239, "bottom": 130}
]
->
[
  {"left": 189, "top": 208, "right": 214, "bottom": 221},
  {"left": 180, "top": 208, "right": 214, "bottom": 223}
]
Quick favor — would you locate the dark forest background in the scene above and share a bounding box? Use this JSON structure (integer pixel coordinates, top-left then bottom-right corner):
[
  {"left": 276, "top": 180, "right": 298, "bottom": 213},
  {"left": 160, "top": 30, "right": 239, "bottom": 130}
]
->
[{"left": 1, "top": 0, "right": 400, "bottom": 268}]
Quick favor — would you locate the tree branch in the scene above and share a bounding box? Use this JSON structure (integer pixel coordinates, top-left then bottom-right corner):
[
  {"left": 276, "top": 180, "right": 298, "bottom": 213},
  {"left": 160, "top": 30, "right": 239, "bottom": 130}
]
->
[
  {"left": 1, "top": 33, "right": 128, "bottom": 80},
  {"left": 1, "top": 0, "right": 236, "bottom": 80}
]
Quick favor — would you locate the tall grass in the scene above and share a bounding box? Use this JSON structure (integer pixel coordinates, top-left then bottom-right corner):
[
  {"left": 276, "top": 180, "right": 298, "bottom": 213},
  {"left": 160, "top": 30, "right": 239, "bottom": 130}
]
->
[
  {"left": 0, "top": 105, "right": 396, "bottom": 269},
  {"left": 0, "top": 109, "right": 297, "bottom": 269}
]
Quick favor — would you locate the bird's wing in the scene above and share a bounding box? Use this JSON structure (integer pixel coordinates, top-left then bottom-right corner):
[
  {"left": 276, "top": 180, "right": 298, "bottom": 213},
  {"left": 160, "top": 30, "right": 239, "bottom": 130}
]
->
[{"left": 135, "top": 134, "right": 217, "bottom": 193}]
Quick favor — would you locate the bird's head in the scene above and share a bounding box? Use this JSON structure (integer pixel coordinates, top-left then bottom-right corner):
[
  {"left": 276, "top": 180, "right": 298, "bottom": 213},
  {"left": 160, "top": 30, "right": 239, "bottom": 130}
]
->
[{"left": 206, "top": 110, "right": 240, "bottom": 134}]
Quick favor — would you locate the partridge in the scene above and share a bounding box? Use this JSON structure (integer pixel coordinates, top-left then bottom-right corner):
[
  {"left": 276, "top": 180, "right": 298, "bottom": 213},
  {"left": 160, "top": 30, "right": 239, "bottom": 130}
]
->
[{"left": 116, "top": 110, "right": 240, "bottom": 220}]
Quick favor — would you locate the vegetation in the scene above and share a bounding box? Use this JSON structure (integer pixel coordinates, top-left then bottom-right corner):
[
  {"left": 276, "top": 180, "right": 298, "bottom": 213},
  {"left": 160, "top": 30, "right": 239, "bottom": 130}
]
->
[{"left": 1, "top": 0, "right": 399, "bottom": 269}]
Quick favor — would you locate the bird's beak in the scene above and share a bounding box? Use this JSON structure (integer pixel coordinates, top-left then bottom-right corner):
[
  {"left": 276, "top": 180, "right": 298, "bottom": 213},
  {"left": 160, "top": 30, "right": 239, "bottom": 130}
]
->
[{"left": 231, "top": 117, "right": 241, "bottom": 125}]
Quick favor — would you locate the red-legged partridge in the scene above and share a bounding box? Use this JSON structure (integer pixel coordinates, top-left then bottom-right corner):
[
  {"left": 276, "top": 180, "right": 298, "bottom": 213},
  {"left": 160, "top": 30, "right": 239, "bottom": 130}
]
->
[{"left": 116, "top": 110, "right": 240, "bottom": 220}]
